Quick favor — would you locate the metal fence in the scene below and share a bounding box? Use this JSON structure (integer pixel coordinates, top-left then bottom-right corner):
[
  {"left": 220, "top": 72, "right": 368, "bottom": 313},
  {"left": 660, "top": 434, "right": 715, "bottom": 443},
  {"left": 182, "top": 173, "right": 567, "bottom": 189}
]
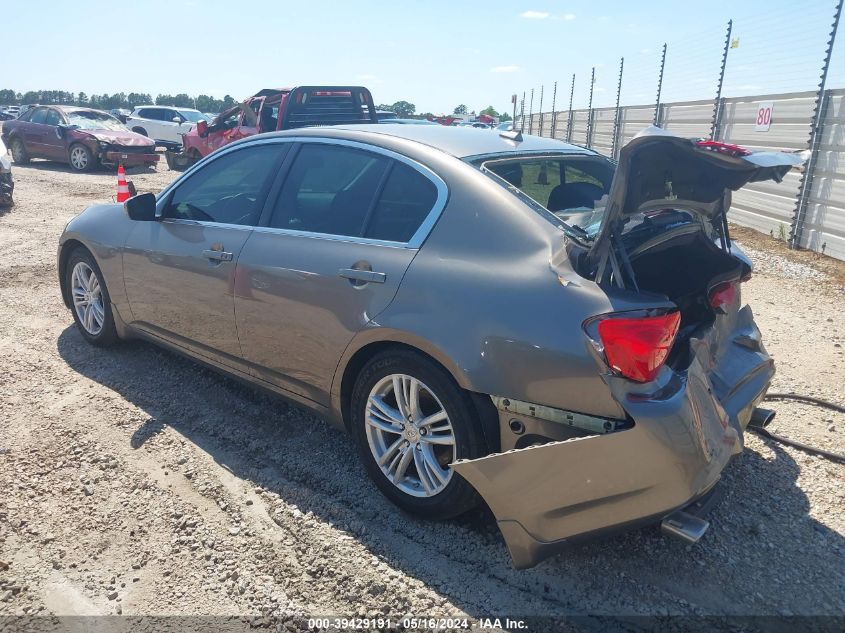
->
[
  {"left": 515, "top": 89, "right": 845, "bottom": 261},
  {"left": 511, "top": 0, "right": 845, "bottom": 260}
]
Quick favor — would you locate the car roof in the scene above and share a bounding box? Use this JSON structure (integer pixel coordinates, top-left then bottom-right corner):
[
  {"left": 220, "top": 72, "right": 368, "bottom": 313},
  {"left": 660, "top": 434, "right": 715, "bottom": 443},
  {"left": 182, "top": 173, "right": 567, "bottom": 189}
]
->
[
  {"left": 50, "top": 106, "right": 111, "bottom": 115},
  {"left": 287, "top": 123, "right": 594, "bottom": 160}
]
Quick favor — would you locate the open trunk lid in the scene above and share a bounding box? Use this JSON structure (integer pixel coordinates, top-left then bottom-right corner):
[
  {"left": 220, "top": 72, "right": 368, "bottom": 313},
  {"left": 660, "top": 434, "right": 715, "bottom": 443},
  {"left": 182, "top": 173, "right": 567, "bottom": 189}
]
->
[{"left": 586, "top": 126, "right": 803, "bottom": 286}]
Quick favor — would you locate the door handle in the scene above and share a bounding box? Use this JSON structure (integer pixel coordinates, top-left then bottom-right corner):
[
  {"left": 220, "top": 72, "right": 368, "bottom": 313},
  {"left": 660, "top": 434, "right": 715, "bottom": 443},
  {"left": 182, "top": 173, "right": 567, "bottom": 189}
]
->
[
  {"left": 202, "top": 249, "right": 233, "bottom": 262},
  {"left": 338, "top": 268, "right": 386, "bottom": 284}
]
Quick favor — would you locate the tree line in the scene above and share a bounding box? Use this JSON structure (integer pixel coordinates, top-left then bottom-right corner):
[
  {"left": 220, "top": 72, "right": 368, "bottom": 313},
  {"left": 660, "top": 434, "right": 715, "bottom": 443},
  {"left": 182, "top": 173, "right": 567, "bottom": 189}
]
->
[
  {"left": 1, "top": 90, "right": 513, "bottom": 120},
  {"left": 0, "top": 89, "right": 238, "bottom": 113}
]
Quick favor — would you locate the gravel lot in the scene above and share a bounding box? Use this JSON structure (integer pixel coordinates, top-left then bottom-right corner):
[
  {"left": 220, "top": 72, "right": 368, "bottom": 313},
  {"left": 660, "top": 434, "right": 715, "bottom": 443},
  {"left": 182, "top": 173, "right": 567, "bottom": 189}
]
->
[{"left": 0, "top": 159, "right": 843, "bottom": 630}]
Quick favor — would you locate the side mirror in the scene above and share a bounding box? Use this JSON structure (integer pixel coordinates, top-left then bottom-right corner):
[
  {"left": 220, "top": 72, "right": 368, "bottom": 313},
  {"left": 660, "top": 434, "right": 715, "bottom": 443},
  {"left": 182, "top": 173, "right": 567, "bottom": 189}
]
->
[
  {"left": 172, "top": 116, "right": 183, "bottom": 123},
  {"left": 196, "top": 119, "right": 208, "bottom": 138},
  {"left": 124, "top": 192, "right": 157, "bottom": 221},
  {"left": 56, "top": 124, "right": 79, "bottom": 139}
]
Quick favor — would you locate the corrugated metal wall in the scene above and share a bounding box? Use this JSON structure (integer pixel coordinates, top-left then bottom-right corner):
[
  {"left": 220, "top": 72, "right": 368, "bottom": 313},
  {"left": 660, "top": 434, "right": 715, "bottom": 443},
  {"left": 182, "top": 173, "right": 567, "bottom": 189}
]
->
[{"left": 513, "top": 88, "right": 845, "bottom": 261}]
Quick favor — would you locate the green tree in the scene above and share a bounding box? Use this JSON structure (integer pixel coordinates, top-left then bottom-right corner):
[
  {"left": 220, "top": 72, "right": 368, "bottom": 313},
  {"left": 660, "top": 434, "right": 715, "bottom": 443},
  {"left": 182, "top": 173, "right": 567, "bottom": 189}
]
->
[
  {"left": 480, "top": 105, "right": 500, "bottom": 117},
  {"left": 77, "top": 92, "right": 88, "bottom": 105},
  {"left": 453, "top": 104, "right": 467, "bottom": 115},
  {"left": 499, "top": 112, "right": 512, "bottom": 122},
  {"left": 21, "top": 91, "right": 41, "bottom": 104},
  {"left": 390, "top": 101, "right": 415, "bottom": 117},
  {"left": 0, "top": 89, "right": 16, "bottom": 104}
]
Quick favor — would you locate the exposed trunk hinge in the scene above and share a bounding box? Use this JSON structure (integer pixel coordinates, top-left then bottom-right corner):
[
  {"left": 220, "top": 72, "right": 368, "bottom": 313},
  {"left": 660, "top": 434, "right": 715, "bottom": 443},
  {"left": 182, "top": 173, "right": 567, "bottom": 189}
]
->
[{"left": 595, "top": 224, "right": 639, "bottom": 291}]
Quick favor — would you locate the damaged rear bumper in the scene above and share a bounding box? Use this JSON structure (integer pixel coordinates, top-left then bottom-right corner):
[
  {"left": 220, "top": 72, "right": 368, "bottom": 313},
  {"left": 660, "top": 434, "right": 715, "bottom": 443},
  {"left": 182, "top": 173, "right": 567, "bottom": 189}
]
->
[{"left": 453, "top": 305, "right": 773, "bottom": 569}]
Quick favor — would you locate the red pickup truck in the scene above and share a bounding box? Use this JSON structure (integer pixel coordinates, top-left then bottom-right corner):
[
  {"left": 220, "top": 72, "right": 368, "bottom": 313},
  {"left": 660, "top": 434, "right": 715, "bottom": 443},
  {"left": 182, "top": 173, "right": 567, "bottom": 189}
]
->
[{"left": 166, "top": 86, "right": 377, "bottom": 170}]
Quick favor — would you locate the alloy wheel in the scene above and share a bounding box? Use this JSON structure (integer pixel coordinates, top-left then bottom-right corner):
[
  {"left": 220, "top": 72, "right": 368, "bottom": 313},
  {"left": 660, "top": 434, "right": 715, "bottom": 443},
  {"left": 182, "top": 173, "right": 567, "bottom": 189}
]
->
[
  {"left": 70, "top": 146, "right": 89, "bottom": 170},
  {"left": 71, "top": 261, "right": 104, "bottom": 336},
  {"left": 365, "top": 374, "right": 455, "bottom": 497}
]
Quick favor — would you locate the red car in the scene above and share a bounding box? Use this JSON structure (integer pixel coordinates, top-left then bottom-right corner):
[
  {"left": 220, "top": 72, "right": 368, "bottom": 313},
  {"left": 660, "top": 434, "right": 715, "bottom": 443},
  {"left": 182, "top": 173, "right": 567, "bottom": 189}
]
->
[
  {"left": 170, "top": 86, "right": 377, "bottom": 169},
  {"left": 1, "top": 106, "right": 158, "bottom": 172}
]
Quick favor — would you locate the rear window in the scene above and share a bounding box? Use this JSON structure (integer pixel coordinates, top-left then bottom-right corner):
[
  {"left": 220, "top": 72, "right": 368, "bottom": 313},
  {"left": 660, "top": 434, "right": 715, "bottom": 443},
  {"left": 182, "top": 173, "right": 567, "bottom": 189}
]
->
[{"left": 477, "top": 155, "right": 614, "bottom": 235}]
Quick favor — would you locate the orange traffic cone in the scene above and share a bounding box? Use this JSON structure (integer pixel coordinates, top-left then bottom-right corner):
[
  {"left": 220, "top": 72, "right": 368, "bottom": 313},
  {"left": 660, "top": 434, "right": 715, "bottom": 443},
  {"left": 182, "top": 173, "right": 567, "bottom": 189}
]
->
[{"left": 116, "top": 164, "right": 130, "bottom": 202}]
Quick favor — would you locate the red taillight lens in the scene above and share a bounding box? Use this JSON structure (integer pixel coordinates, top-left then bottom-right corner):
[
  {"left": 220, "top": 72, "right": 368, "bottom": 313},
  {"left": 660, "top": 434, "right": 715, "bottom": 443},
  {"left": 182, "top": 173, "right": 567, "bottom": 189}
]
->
[
  {"left": 709, "top": 281, "right": 737, "bottom": 313},
  {"left": 597, "top": 312, "right": 681, "bottom": 383}
]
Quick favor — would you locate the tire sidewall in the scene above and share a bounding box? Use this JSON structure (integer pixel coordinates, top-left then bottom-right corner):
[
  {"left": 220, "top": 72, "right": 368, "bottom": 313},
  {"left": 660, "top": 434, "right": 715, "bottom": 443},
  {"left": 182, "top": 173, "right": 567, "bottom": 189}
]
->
[
  {"left": 65, "top": 248, "right": 117, "bottom": 346},
  {"left": 10, "top": 137, "right": 29, "bottom": 163},
  {"left": 68, "top": 143, "right": 95, "bottom": 172},
  {"left": 351, "top": 351, "right": 486, "bottom": 518}
]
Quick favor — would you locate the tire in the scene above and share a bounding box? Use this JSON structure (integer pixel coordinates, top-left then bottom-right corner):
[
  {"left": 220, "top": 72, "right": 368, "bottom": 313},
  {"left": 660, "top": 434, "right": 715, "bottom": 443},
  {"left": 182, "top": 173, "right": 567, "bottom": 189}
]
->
[
  {"left": 9, "top": 137, "right": 29, "bottom": 164},
  {"left": 350, "top": 349, "right": 487, "bottom": 519},
  {"left": 64, "top": 247, "right": 119, "bottom": 347},
  {"left": 132, "top": 127, "right": 148, "bottom": 137},
  {"left": 68, "top": 143, "right": 96, "bottom": 172}
]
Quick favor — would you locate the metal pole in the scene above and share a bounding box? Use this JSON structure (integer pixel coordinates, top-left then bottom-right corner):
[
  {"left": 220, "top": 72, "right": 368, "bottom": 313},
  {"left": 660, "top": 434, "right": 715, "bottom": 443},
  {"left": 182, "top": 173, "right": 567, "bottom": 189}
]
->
[
  {"left": 519, "top": 91, "right": 525, "bottom": 132},
  {"left": 550, "top": 81, "right": 558, "bottom": 139},
  {"left": 611, "top": 57, "right": 624, "bottom": 159},
  {"left": 538, "top": 85, "right": 545, "bottom": 137},
  {"left": 710, "top": 20, "right": 733, "bottom": 140},
  {"left": 586, "top": 67, "right": 596, "bottom": 148},
  {"left": 654, "top": 43, "right": 667, "bottom": 126},
  {"left": 790, "top": 0, "right": 843, "bottom": 249},
  {"left": 528, "top": 88, "right": 535, "bottom": 135},
  {"left": 566, "top": 73, "right": 575, "bottom": 143},
  {"left": 512, "top": 94, "right": 517, "bottom": 124}
]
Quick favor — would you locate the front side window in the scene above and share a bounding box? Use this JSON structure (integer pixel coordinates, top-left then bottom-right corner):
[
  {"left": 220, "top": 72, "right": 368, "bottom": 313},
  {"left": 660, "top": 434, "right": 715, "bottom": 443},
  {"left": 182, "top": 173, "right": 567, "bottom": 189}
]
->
[
  {"left": 269, "top": 144, "right": 389, "bottom": 237},
  {"left": 29, "top": 108, "right": 48, "bottom": 124},
  {"left": 164, "top": 144, "right": 286, "bottom": 226}
]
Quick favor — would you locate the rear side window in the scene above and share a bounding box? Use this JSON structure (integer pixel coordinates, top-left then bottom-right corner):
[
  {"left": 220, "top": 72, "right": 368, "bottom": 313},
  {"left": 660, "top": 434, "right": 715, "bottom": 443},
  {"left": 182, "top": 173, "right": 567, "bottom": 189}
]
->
[
  {"left": 269, "top": 144, "right": 389, "bottom": 237},
  {"left": 269, "top": 143, "right": 440, "bottom": 243},
  {"left": 137, "top": 108, "right": 151, "bottom": 119},
  {"left": 164, "top": 144, "right": 287, "bottom": 226},
  {"left": 365, "top": 162, "right": 437, "bottom": 242},
  {"left": 44, "top": 109, "right": 61, "bottom": 126}
]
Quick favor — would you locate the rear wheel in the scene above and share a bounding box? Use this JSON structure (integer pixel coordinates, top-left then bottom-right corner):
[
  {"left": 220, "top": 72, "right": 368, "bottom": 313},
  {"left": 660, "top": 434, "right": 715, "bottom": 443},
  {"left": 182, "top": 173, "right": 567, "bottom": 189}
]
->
[
  {"left": 9, "top": 138, "right": 29, "bottom": 164},
  {"left": 351, "top": 350, "right": 487, "bottom": 519},
  {"left": 64, "top": 247, "right": 118, "bottom": 346},
  {"left": 68, "top": 143, "right": 95, "bottom": 172}
]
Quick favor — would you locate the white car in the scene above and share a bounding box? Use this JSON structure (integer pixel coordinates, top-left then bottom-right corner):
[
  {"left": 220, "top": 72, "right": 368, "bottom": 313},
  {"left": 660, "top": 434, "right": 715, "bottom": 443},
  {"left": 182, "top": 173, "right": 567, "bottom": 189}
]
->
[{"left": 125, "top": 106, "right": 206, "bottom": 144}]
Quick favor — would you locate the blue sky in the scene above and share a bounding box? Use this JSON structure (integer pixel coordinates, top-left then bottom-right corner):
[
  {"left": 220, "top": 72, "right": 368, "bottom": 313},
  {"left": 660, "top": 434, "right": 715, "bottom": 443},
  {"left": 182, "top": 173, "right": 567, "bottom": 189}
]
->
[{"left": 4, "top": 0, "right": 842, "bottom": 114}]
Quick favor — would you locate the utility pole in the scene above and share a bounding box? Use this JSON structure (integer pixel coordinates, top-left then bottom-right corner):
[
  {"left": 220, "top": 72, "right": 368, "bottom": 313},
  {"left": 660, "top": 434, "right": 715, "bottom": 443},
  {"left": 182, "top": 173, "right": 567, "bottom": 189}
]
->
[
  {"left": 586, "top": 67, "right": 596, "bottom": 148},
  {"left": 550, "top": 81, "right": 558, "bottom": 139}
]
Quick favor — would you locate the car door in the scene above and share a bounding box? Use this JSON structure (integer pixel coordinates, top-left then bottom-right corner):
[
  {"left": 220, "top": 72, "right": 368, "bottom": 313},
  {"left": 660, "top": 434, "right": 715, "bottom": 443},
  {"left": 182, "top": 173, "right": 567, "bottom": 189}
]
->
[
  {"left": 21, "top": 107, "right": 51, "bottom": 157},
  {"left": 156, "top": 108, "right": 183, "bottom": 143},
  {"left": 235, "top": 140, "right": 446, "bottom": 405},
  {"left": 41, "top": 108, "right": 69, "bottom": 161},
  {"left": 122, "top": 142, "right": 289, "bottom": 369}
]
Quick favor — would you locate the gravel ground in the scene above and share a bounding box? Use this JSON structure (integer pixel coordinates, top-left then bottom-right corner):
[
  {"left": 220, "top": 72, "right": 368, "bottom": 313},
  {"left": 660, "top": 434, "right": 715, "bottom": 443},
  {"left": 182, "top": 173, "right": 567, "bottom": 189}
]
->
[{"left": 0, "top": 159, "right": 843, "bottom": 630}]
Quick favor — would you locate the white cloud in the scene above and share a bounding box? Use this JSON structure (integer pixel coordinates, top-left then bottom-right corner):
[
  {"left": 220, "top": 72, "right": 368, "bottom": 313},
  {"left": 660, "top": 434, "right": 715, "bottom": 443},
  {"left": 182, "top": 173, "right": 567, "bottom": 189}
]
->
[
  {"left": 490, "top": 65, "right": 520, "bottom": 73},
  {"left": 561, "top": 13, "right": 576, "bottom": 21},
  {"left": 520, "top": 10, "right": 550, "bottom": 19}
]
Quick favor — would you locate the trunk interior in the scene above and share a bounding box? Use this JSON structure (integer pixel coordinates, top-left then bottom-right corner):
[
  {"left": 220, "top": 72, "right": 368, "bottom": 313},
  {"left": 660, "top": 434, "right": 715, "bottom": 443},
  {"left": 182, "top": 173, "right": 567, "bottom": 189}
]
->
[{"left": 625, "top": 224, "right": 747, "bottom": 368}]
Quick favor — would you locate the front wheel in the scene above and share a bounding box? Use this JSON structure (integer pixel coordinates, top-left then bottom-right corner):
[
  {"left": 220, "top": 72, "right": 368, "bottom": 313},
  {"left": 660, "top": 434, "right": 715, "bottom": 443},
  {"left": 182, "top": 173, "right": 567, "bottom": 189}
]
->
[
  {"left": 65, "top": 247, "right": 119, "bottom": 346},
  {"left": 351, "top": 350, "right": 487, "bottom": 519},
  {"left": 68, "top": 143, "right": 95, "bottom": 172}
]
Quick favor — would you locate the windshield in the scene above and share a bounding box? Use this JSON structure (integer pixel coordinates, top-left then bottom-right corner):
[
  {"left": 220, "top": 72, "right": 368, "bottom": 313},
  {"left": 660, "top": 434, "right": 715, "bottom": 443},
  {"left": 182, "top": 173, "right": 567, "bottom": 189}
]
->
[
  {"left": 66, "top": 111, "right": 129, "bottom": 132},
  {"left": 476, "top": 154, "right": 614, "bottom": 238},
  {"left": 178, "top": 109, "right": 205, "bottom": 123}
]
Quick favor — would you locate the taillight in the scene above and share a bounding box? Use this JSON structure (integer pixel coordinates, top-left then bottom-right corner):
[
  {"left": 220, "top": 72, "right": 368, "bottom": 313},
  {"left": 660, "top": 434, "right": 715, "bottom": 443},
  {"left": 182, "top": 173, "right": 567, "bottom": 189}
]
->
[
  {"left": 709, "top": 281, "right": 737, "bottom": 313},
  {"left": 597, "top": 312, "right": 681, "bottom": 383}
]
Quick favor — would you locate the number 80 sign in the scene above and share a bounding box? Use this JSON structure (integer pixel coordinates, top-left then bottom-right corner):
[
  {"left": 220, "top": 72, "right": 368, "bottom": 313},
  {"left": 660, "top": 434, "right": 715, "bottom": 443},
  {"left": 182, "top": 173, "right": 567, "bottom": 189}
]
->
[{"left": 755, "top": 102, "right": 774, "bottom": 132}]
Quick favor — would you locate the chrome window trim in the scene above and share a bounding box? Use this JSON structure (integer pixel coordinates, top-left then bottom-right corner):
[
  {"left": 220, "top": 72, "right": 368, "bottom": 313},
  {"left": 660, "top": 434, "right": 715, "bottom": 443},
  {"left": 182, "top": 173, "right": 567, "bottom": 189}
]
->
[
  {"left": 156, "top": 135, "right": 449, "bottom": 250},
  {"left": 159, "top": 218, "right": 254, "bottom": 232}
]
